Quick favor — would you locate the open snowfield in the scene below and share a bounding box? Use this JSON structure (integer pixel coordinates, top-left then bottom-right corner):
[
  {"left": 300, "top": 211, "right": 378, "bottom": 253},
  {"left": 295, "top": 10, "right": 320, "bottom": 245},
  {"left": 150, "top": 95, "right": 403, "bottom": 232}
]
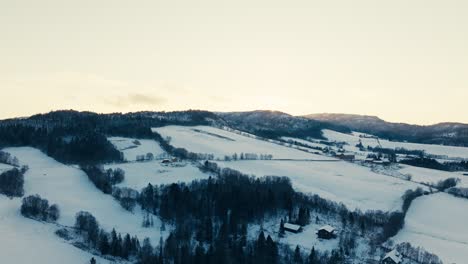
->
[
  {"left": 0, "top": 197, "right": 112, "bottom": 264},
  {"left": 216, "top": 160, "right": 424, "bottom": 212},
  {"left": 105, "top": 160, "right": 211, "bottom": 190},
  {"left": 108, "top": 137, "right": 166, "bottom": 162},
  {"left": 0, "top": 163, "right": 13, "bottom": 173},
  {"left": 153, "top": 126, "right": 333, "bottom": 160},
  {"left": 393, "top": 193, "right": 468, "bottom": 264},
  {"left": 323, "top": 129, "right": 468, "bottom": 160},
  {"left": 398, "top": 164, "right": 468, "bottom": 187},
  {"left": 3, "top": 147, "right": 165, "bottom": 244}
]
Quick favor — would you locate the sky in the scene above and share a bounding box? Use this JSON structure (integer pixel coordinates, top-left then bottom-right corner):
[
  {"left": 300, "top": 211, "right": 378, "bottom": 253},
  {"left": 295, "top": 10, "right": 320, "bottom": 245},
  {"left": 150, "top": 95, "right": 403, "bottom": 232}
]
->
[{"left": 0, "top": 0, "right": 467, "bottom": 125}]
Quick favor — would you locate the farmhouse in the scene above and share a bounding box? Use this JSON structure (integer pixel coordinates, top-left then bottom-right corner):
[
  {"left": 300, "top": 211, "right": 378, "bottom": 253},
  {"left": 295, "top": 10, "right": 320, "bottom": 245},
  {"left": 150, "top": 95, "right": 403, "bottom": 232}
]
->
[
  {"left": 161, "top": 159, "right": 171, "bottom": 164},
  {"left": 381, "top": 249, "right": 402, "bottom": 264},
  {"left": 317, "top": 225, "right": 336, "bottom": 239},
  {"left": 283, "top": 223, "right": 302, "bottom": 233},
  {"left": 335, "top": 153, "right": 355, "bottom": 161}
]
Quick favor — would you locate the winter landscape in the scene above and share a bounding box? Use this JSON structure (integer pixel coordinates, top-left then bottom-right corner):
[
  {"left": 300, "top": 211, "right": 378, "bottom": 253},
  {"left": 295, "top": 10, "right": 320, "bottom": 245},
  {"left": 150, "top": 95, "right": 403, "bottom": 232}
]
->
[
  {"left": 2, "top": 1, "right": 468, "bottom": 263},
  {"left": 0, "top": 110, "right": 467, "bottom": 264}
]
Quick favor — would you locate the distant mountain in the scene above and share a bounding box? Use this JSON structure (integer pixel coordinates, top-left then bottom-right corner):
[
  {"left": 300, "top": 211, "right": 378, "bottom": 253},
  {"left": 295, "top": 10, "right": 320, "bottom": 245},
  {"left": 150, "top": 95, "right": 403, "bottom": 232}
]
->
[
  {"left": 218, "top": 110, "right": 350, "bottom": 139},
  {"left": 304, "top": 113, "right": 468, "bottom": 147}
]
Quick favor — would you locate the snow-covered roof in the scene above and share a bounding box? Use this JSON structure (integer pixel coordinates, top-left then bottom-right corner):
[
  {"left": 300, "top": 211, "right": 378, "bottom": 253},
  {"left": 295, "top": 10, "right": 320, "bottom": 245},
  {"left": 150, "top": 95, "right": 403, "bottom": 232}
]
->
[
  {"left": 318, "top": 225, "right": 335, "bottom": 233},
  {"left": 284, "top": 223, "right": 302, "bottom": 231},
  {"left": 383, "top": 250, "right": 402, "bottom": 263}
]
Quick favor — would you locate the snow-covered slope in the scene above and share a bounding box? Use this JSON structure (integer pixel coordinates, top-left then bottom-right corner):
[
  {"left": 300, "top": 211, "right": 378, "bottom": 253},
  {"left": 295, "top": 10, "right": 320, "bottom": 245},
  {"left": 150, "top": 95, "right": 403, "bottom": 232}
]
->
[
  {"left": 108, "top": 137, "right": 166, "bottom": 161},
  {"left": 393, "top": 193, "right": 468, "bottom": 264},
  {"left": 3, "top": 147, "right": 165, "bottom": 244},
  {"left": 105, "top": 160, "right": 210, "bottom": 190},
  {"left": 216, "top": 160, "right": 424, "bottom": 212},
  {"left": 0, "top": 197, "right": 112, "bottom": 264},
  {"left": 323, "top": 129, "right": 468, "bottom": 160},
  {"left": 398, "top": 164, "right": 468, "bottom": 187},
  {"left": 153, "top": 126, "right": 333, "bottom": 160}
]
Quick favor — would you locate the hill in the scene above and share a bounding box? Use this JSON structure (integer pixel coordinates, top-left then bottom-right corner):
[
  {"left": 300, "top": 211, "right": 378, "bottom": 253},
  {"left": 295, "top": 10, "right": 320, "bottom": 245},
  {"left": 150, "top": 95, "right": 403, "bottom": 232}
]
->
[{"left": 305, "top": 113, "right": 468, "bottom": 146}]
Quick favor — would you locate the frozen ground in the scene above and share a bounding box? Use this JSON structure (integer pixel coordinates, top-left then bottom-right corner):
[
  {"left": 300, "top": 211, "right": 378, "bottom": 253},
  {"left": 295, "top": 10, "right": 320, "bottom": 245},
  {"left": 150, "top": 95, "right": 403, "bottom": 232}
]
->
[
  {"left": 0, "top": 196, "right": 114, "bottom": 264},
  {"left": 108, "top": 137, "right": 166, "bottom": 162},
  {"left": 216, "top": 160, "right": 425, "bottom": 212},
  {"left": 392, "top": 193, "right": 468, "bottom": 264},
  {"left": 105, "top": 160, "right": 211, "bottom": 190},
  {"left": 153, "top": 125, "right": 333, "bottom": 160},
  {"left": 323, "top": 129, "right": 468, "bottom": 160},
  {"left": 3, "top": 147, "right": 166, "bottom": 244}
]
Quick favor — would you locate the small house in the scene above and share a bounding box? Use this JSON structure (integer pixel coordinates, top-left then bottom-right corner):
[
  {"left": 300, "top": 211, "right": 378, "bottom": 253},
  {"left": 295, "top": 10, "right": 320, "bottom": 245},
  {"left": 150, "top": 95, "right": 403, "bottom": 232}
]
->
[
  {"left": 283, "top": 223, "right": 302, "bottom": 233},
  {"left": 381, "top": 250, "right": 402, "bottom": 264},
  {"left": 317, "top": 225, "right": 336, "bottom": 239}
]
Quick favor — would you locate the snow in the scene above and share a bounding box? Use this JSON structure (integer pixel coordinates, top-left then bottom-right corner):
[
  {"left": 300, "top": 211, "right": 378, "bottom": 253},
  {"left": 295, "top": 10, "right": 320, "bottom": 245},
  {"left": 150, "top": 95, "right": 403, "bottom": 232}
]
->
[
  {"left": 3, "top": 147, "right": 166, "bottom": 244},
  {"left": 0, "top": 163, "right": 13, "bottom": 173},
  {"left": 323, "top": 129, "right": 468, "bottom": 160},
  {"left": 393, "top": 193, "right": 468, "bottom": 264},
  {"left": 108, "top": 137, "right": 165, "bottom": 162},
  {"left": 153, "top": 125, "right": 334, "bottom": 160},
  {"left": 215, "top": 160, "right": 425, "bottom": 212},
  {"left": 0, "top": 196, "right": 113, "bottom": 264},
  {"left": 105, "top": 160, "right": 211, "bottom": 190},
  {"left": 398, "top": 164, "right": 468, "bottom": 187}
]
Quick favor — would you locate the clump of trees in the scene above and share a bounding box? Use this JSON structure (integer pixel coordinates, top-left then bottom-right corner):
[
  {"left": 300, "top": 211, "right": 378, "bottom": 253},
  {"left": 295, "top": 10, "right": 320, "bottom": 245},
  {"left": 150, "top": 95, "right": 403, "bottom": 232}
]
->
[
  {"left": 21, "top": 194, "right": 60, "bottom": 222},
  {"left": 400, "top": 157, "right": 448, "bottom": 171},
  {"left": 0, "top": 151, "right": 19, "bottom": 166},
  {"left": 0, "top": 166, "right": 27, "bottom": 197},
  {"left": 447, "top": 186, "right": 468, "bottom": 199},
  {"left": 434, "top": 177, "right": 459, "bottom": 191},
  {"left": 395, "top": 242, "right": 443, "bottom": 264},
  {"left": 81, "top": 165, "right": 125, "bottom": 194},
  {"left": 112, "top": 187, "right": 139, "bottom": 212}
]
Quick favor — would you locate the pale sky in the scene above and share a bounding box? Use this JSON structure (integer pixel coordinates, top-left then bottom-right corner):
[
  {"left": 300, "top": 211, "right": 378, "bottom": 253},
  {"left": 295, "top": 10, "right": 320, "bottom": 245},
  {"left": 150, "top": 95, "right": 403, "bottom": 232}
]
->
[{"left": 0, "top": 0, "right": 467, "bottom": 124}]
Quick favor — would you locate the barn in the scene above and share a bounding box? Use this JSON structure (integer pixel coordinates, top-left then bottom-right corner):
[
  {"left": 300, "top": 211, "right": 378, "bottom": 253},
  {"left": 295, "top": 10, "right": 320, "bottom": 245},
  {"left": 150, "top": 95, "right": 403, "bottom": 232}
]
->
[
  {"left": 283, "top": 223, "right": 302, "bottom": 233},
  {"left": 317, "top": 225, "right": 336, "bottom": 239}
]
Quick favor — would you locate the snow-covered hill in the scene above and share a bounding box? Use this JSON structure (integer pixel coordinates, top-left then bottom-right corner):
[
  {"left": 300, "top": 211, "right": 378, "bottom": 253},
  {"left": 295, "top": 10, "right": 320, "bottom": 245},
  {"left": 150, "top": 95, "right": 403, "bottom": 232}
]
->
[
  {"left": 2, "top": 147, "right": 166, "bottom": 250},
  {"left": 392, "top": 193, "right": 468, "bottom": 264},
  {"left": 153, "top": 125, "right": 332, "bottom": 160}
]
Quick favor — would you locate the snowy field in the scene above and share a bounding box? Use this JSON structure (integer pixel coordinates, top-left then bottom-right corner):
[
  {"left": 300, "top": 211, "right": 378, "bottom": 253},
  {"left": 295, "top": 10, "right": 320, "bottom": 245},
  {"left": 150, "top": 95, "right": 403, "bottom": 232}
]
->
[
  {"left": 0, "top": 163, "right": 13, "bottom": 173},
  {"left": 153, "top": 126, "right": 333, "bottom": 160},
  {"left": 105, "top": 160, "right": 211, "bottom": 190},
  {"left": 3, "top": 147, "right": 165, "bottom": 244},
  {"left": 108, "top": 137, "right": 166, "bottom": 162},
  {"left": 216, "top": 160, "right": 425, "bottom": 212},
  {"left": 398, "top": 164, "right": 468, "bottom": 187},
  {"left": 0, "top": 197, "right": 113, "bottom": 264},
  {"left": 281, "top": 137, "right": 327, "bottom": 151},
  {"left": 393, "top": 193, "right": 468, "bottom": 264},
  {"left": 323, "top": 129, "right": 468, "bottom": 160}
]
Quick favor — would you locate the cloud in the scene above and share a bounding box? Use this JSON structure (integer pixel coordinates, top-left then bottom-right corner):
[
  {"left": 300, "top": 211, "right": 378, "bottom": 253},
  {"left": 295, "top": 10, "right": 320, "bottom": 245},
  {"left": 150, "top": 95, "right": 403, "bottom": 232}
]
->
[{"left": 105, "top": 93, "right": 167, "bottom": 108}]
